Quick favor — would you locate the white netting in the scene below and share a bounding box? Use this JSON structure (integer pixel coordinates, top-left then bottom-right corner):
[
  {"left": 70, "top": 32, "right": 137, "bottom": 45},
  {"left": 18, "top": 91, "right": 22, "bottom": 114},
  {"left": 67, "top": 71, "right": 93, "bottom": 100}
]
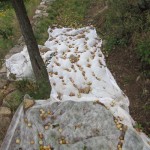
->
[{"left": 2, "top": 26, "right": 150, "bottom": 150}]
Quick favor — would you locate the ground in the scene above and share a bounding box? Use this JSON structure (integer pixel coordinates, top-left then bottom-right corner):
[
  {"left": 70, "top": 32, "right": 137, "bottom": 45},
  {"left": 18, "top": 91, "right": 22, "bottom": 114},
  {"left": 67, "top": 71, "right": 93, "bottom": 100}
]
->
[
  {"left": 0, "top": 0, "right": 150, "bottom": 146},
  {"left": 107, "top": 48, "right": 150, "bottom": 135},
  {"left": 83, "top": 0, "right": 150, "bottom": 135}
]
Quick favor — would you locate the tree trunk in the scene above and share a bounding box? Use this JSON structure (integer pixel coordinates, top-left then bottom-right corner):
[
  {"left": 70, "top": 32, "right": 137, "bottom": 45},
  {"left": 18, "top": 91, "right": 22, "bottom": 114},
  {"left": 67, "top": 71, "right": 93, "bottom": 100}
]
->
[{"left": 11, "top": 0, "right": 51, "bottom": 98}]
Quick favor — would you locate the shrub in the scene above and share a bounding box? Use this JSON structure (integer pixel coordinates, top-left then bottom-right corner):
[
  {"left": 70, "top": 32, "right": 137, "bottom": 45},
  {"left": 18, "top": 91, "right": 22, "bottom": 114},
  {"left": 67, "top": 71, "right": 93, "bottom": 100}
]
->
[
  {"left": 35, "top": 0, "right": 91, "bottom": 44},
  {"left": 0, "top": 0, "right": 41, "bottom": 68},
  {"left": 101, "top": 0, "right": 150, "bottom": 74},
  {"left": 15, "top": 79, "right": 50, "bottom": 99},
  {"left": 137, "top": 39, "right": 150, "bottom": 66},
  {"left": 4, "top": 90, "right": 23, "bottom": 113}
]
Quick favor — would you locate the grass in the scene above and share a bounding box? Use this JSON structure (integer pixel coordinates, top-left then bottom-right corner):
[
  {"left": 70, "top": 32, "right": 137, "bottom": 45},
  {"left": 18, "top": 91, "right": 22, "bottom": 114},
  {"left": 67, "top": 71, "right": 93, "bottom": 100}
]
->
[
  {"left": 123, "top": 76, "right": 133, "bottom": 84},
  {"left": 134, "top": 123, "right": 143, "bottom": 132},
  {"left": 143, "top": 105, "right": 150, "bottom": 111},
  {"left": 25, "top": 0, "right": 41, "bottom": 19},
  {"left": 0, "top": 0, "right": 41, "bottom": 67},
  {"left": 0, "top": 8, "right": 15, "bottom": 67},
  {"left": 34, "top": 0, "right": 91, "bottom": 44},
  {"left": 15, "top": 79, "right": 50, "bottom": 99},
  {"left": 4, "top": 90, "right": 23, "bottom": 113},
  {"left": 100, "top": 0, "right": 150, "bottom": 75}
]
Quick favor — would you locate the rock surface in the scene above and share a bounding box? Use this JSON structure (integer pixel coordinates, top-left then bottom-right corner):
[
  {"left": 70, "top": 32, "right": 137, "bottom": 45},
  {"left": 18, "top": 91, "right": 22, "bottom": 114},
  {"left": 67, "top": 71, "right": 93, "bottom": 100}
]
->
[
  {"left": 1, "top": 100, "right": 150, "bottom": 150},
  {"left": 23, "top": 94, "right": 35, "bottom": 112},
  {"left": 0, "top": 116, "right": 11, "bottom": 143},
  {"left": 0, "top": 79, "right": 7, "bottom": 89},
  {"left": 0, "top": 107, "right": 11, "bottom": 116}
]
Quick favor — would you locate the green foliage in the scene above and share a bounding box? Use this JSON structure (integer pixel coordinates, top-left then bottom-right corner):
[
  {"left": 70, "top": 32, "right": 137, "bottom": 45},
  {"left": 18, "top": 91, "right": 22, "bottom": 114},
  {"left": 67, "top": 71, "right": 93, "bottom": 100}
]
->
[
  {"left": 123, "top": 76, "right": 134, "bottom": 84},
  {"left": 83, "top": 145, "right": 87, "bottom": 150},
  {"left": 34, "top": 18, "right": 52, "bottom": 44},
  {"left": 134, "top": 123, "right": 143, "bottom": 130},
  {"left": 4, "top": 90, "right": 23, "bottom": 113},
  {"left": 0, "top": 9, "right": 14, "bottom": 39},
  {"left": 0, "top": 1, "right": 11, "bottom": 11},
  {"left": 0, "top": 0, "right": 40, "bottom": 68},
  {"left": 25, "top": 0, "right": 41, "bottom": 18},
  {"left": 15, "top": 79, "right": 50, "bottom": 99},
  {"left": 0, "top": 9, "right": 15, "bottom": 66},
  {"left": 0, "top": 0, "right": 31, "bottom": 11},
  {"left": 143, "top": 104, "right": 150, "bottom": 111},
  {"left": 104, "top": 36, "right": 128, "bottom": 52},
  {"left": 35, "top": 0, "right": 90, "bottom": 44},
  {"left": 137, "top": 39, "right": 150, "bottom": 65},
  {"left": 103, "top": 0, "right": 141, "bottom": 48},
  {"left": 102, "top": 0, "right": 150, "bottom": 73},
  {"left": 50, "top": 0, "right": 90, "bottom": 27}
]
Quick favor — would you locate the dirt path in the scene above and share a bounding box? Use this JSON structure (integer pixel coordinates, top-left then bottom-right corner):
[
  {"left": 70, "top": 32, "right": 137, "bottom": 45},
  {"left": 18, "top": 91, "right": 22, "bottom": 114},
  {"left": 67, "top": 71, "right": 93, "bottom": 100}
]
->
[
  {"left": 84, "top": 0, "right": 150, "bottom": 135},
  {"left": 107, "top": 48, "right": 150, "bottom": 134}
]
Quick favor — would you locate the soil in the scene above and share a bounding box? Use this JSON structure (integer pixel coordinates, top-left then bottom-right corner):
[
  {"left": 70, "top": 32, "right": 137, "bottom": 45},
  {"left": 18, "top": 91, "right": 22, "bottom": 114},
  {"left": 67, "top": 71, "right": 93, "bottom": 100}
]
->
[
  {"left": 84, "top": 0, "right": 150, "bottom": 135},
  {"left": 106, "top": 47, "right": 150, "bottom": 135}
]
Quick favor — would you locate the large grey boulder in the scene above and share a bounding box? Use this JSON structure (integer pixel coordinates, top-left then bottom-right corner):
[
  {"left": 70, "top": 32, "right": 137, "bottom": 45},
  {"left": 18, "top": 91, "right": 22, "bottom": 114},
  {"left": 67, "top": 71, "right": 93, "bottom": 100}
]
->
[{"left": 1, "top": 100, "right": 150, "bottom": 150}]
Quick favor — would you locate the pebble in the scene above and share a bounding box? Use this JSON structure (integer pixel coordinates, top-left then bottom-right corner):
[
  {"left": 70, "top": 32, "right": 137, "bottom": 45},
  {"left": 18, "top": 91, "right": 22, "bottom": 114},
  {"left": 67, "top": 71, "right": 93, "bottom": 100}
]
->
[
  {"left": 23, "top": 97, "right": 35, "bottom": 111},
  {"left": 0, "top": 107, "right": 11, "bottom": 116}
]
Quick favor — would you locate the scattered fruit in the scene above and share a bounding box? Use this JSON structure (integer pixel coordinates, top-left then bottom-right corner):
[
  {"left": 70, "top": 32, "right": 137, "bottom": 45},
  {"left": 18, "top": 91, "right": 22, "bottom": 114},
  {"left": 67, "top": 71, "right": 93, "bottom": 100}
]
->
[
  {"left": 44, "top": 125, "right": 49, "bottom": 130},
  {"left": 24, "top": 118, "right": 28, "bottom": 123},
  {"left": 28, "top": 122, "right": 32, "bottom": 127},
  {"left": 58, "top": 128, "right": 62, "bottom": 133},
  {"left": 16, "top": 138, "right": 20, "bottom": 144},
  {"left": 119, "top": 128, "right": 123, "bottom": 131},
  {"left": 38, "top": 133, "right": 44, "bottom": 139},
  {"left": 39, "top": 140, "right": 43, "bottom": 145},
  {"left": 47, "top": 111, "right": 52, "bottom": 115},
  {"left": 117, "top": 124, "right": 122, "bottom": 129},
  {"left": 69, "top": 92, "right": 75, "bottom": 96},
  {"left": 59, "top": 139, "right": 68, "bottom": 144},
  {"left": 30, "top": 140, "right": 35, "bottom": 144}
]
